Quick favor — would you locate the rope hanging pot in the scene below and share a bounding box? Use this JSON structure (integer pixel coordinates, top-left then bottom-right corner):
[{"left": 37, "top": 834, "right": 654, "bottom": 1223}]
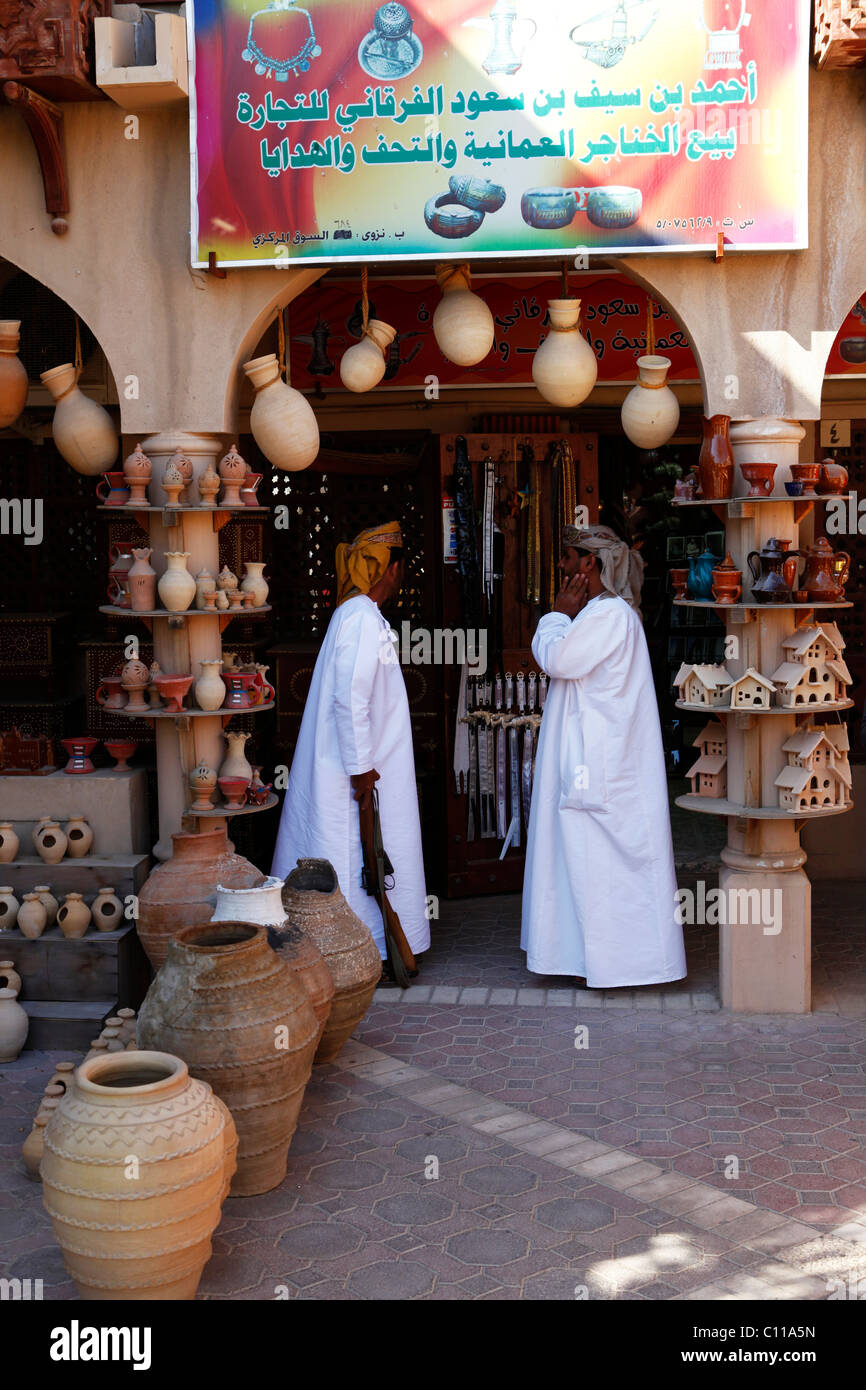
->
[
  {"left": 432, "top": 261, "right": 494, "bottom": 367},
  {"left": 339, "top": 268, "right": 395, "bottom": 392}
]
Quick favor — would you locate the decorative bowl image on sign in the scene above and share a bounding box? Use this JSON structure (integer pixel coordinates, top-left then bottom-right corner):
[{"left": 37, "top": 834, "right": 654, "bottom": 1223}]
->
[{"left": 187, "top": 0, "right": 809, "bottom": 266}]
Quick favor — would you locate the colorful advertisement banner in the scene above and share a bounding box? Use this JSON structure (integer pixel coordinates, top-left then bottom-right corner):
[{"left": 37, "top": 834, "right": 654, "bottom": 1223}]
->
[
  {"left": 825, "top": 296, "right": 866, "bottom": 377},
  {"left": 189, "top": 0, "right": 810, "bottom": 267}
]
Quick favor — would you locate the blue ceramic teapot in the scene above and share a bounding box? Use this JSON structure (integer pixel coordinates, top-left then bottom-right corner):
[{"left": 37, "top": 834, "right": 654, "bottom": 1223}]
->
[{"left": 687, "top": 547, "right": 717, "bottom": 600}]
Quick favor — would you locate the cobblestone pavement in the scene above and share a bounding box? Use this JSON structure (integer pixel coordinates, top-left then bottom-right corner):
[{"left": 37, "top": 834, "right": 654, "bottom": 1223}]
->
[{"left": 1, "top": 881, "right": 865, "bottom": 1301}]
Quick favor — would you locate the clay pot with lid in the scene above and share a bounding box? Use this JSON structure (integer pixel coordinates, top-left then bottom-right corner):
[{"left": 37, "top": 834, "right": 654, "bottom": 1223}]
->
[
  {"left": 137, "top": 923, "right": 319, "bottom": 1196},
  {"left": 212, "top": 877, "right": 334, "bottom": 1044},
  {"left": 135, "top": 826, "right": 264, "bottom": 969},
  {"left": 0, "top": 320, "right": 28, "bottom": 428},
  {"left": 281, "top": 859, "right": 382, "bottom": 1064},
  {"left": 217, "top": 444, "right": 247, "bottom": 506},
  {"left": 41, "top": 1050, "right": 236, "bottom": 1299}
]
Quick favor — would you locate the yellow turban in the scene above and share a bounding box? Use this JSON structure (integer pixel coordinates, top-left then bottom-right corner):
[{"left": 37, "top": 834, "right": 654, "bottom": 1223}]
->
[{"left": 335, "top": 522, "right": 403, "bottom": 605}]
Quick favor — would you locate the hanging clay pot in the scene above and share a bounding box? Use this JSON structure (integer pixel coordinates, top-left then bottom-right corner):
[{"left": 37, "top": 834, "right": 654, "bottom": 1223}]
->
[
  {"left": 57, "top": 893, "right": 91, "bottom": 938},
  {"left": 340, "top": 318, "right": 395, "bottom": 392},
  {"left": 0, "top": 960, "right": 22, "bottom": 994},
  {"left": 35, "top": 822, "right": 67, "bottom": 865},
  {"left": 137, "top": 923, "right": 319, "bottom": 1196},
  {"left": 189, "top": 762, "right": 218, "bottom": 812},
  {"left": 63, "top": 815, "right": 94, "bottom": 859},
  {"left": 217, "top": 444, "right": 246, "bottom": 506},
  {"left": 18, "top": 894, "right": 48, "bottom": 939},
  {"left": 697, "top": 415, "right": 734, "bottom": 500},
  {"left": 215, "top": 877, "right": 335, "bottom": 1045},
  {"left": 122, "top": 442, "right": 152, "bottom": 506},
  {"left": 0, "top": 887, "right": 19, "bottom": 932},
  {"left": 219, "top": 730, "right": 253, "bottom": 781},
  {"left": 243, "top": 353, "right": 319, "bottom": 471},
  {"left": 239, "top": 561, "right": 269, "bottom": 608},
  {"left": 136, "top": 826, "right": 264, "bottom": 969},
  {"left": 194, "top": 660, "right": 227, "bottom": 712},
  {"left": 128, "top": 548, "right": 158, "bottom": 612},
  {"left": 22, "top": 1114, "right": 49, "bottom": 1180},
  {"left": 40, "top": 363, "right": 118, "bottom": 475},
  {"left": 41, "top": 1050, "right": 236, "bottom": 1299},
  {"left": 0, "top": 320, "right": 28, "bottom": 428},
  {"left": 0, "top": 823, "right": 18, "bottom": 863},
  {"left": 33, "top": 885, "right": 59, "bottom": 927},
  {"left": 157, "top": 552, "right": 196, "bottom": 613},
  {"left": 0, "top": 987, "right": 28, "bottom": 1061},
  {"left": 532, "top": 299, "right": 598, "bottom": 408},
  {"left": 621, "top": 355, "right": 680, "bottom": 449},
  {"left": 281, "top": 859, "right": 382, "bottom": 1064},
  {"left": 92, "top": 887, "right": 123, "bottom": 933},
  {"left": 432, "top": 263, "right": 495, "bottom": 367}
]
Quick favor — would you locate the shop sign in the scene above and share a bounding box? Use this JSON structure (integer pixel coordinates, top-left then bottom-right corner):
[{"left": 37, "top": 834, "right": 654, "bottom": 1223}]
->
[
  {"left": 825, "top": 297, "right": 866, "bottom": 378},
  {"left": 188, "top": 0, "right": 810, "bottom": 267}
]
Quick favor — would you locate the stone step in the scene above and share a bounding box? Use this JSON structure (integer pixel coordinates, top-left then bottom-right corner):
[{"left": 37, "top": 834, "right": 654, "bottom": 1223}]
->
[
  {"left": 0, "top": 854, "right": 151, "bottom": 898},
  {"left": 21, "top": 1000, "right": 116, "bottom": 1051},
  {"left": 0, "top": 921, "right": 151, "bottom": 1005}
]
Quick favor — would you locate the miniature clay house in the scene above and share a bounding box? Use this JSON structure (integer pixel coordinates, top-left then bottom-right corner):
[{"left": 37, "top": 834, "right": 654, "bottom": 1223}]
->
[
  {"left": 673, "top": 663, "right": 733, "bottom": 708},
  {"left": 774, "top": 723, "right": 852, "bottom": 812},
  {"left": 770, "top": 623, "right": 852, "bottom": 708},
  {"left": 686, "top": 720, "right": 728, "bottom": 798},
  {"left": 725, "top": 667, "right": 775, "bottom": 709}
]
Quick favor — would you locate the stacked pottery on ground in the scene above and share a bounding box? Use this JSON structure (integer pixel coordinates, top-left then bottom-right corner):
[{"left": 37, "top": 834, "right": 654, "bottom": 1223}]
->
[
  {"left": 135, "top": 826, "right": 264, "bottom": 969},
  {"left": 281, "top": 859, "right": 382, "bottom": 1064},
  {"left": 137, "top": 923, "right": 319, "bottom": 1195},
  {"left": 211, "top": 877, "right": 334, "bottom": 1045},
  {"left": 41, "top": 1051, "right": 236, "bottom": 1298}
]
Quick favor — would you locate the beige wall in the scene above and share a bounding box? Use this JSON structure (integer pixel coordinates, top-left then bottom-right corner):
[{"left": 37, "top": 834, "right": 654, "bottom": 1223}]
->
[{"left": 1, "top": 66, "right": 864, "bottom": 429}]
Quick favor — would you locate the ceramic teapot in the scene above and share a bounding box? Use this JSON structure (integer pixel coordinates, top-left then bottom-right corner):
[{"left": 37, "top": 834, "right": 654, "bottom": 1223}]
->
[
  {"left": 799, "top": 537, "right": 850, "bottom": 603},
  {"left": 747, "top": 538, "right": 801, "bottom": 603},
  {"left": 687, "top": 547, "right": 717, "bottom": 600}
]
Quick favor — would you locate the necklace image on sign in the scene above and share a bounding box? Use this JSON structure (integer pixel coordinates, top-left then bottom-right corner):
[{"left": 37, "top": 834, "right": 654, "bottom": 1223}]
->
[
  {"left": 358, "top": 3, "right": 423, "bottom": 80},
  {"left": 241, "top": 0, "right": 322, "bottom": 81}
]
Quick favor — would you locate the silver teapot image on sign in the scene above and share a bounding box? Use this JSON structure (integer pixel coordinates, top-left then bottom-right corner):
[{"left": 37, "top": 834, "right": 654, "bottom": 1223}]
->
[
  {"left": 358, "top": 3, "right": 423, "bottom": 80},
  {"left": 463, "top": 0, "right": 537, "bottom": 77}
]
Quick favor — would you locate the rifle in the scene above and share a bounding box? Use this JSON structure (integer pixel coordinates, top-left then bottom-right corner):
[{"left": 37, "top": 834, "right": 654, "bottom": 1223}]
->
[{"left": 359, "top": 788, "right": 415, "bottom": 988}]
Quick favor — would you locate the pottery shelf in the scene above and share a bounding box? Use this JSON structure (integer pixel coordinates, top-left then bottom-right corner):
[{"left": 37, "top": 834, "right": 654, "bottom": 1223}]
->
[
  {"left": 674, "top": 600, "right": 852, "bottom": 617},
  {"left": 676, "top": 699, "right": 854, "bottom": 717},
  {"left": 675, "top": 794, "right": 853, "bottom": 822},
  {"left": 97, "top": 504, "right": 268, "bottom": 534},
  {"left": 99, "top": 603, "right": 271, "bottom": 635},
  {"left": 671, "top": 494, "right": 850, "bottom": 525},
  {"left": 112, "top": 700, "right": 275, "bottom": 724},
  {"left": 0, "top": 853, "right": 151, "bottom": 897},
  {"left": 186, "top": 792, "right": 279, "bottom": 819}
]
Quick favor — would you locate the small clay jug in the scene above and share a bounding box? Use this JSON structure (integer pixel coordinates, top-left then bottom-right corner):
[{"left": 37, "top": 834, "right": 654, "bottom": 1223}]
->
[
  {"left": 33, "top": 885, "right": 59, "bottom": 927},
  {"left": 22, "top": 1114, "right": 49, "bottom": 1180},
  {"left": 57, "top": 893, "right": 91, "bottom": 938},
  {"left": 697, "top": 415, "right": 734, "bottom": 500},
  {"left": 800, "top": 537, "right": 850, "bottom": 602},
  {"left": 0, "top": 887, "right": 19, "bottom": 932},
  {"left": 18, "top": 894, "right": 48, "bottom": 939},
  {"left": 92, "top": 887, "right": 123, "bottom": 933},
  {"left": 0, "top": 823, "right": 19, "bottom": 863},
  {"left": 128, "top": 548, "right": 157, "bottom": 611},
  {"left": 0, "top": 960, "right": 22, "bottom": 994},
  {"left": 64, "top": 815, "right": 94, "bottom": 859},
  {"left": 35, "top": 821, "right": 67, "bottom": 864}
]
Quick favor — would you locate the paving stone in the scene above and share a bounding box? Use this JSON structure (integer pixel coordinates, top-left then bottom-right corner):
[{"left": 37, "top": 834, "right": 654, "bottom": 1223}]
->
[
  {"left": 446, "top": 1230, "right": 528, "bottom": 1266},
  {"left": 347, "top": 1259, "right": 435, "bottom": 1300},
  {"left": 459, "top": 989, "right": 490, "bottom": 1005},
  {"left": 276, "top": 1222, "right": 363, "bottom": 1260},
  {"left": 546, "top": 990, "right": 576, "bottom": 1006},
  {"left": 535, "top": 1198, "right": 614, "bottom": 1232},
  {"left": 461, "top": 1165, "right": 536, "bottom": 1196},
  {"left": 430, "top": 987, "right": 460, "bottom": 1004},
  {"left": 488, "top": 990, "right": 517, "bottom": 1005},
  {"left": 372, "top": 1193, "right": 454, "bottom": 1226}
]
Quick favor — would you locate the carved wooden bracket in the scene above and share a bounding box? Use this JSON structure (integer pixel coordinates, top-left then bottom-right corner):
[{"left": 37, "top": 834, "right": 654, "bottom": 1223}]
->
[
  {"left": 815, "top": 1, "right": 866, "bottom": 68},
  {"left": 3, "top": 79, "right": 69, "bottom": 233}
]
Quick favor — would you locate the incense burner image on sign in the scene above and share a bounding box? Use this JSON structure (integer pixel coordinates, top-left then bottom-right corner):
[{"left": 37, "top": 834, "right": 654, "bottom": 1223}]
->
[{"left": 358, "top": 4, "right": 422, "bottom": 80}]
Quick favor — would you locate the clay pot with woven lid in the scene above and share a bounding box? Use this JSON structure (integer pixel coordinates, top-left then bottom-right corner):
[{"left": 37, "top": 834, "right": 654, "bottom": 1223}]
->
[
  {"left": 281, "top": 859, "right": 382, "bottom": 1064},
  {"left": 137, "top": 923, "right": 319, "bottom": 1196},
  {"left": 135, "top": 826, "right": 264, "bottom": 969},
  {"left": 41, "top": 1050, "right": 236, "bottom": 1299},
  {"left": 211, "top": 877, "right": 334, "bottom": 1046}
]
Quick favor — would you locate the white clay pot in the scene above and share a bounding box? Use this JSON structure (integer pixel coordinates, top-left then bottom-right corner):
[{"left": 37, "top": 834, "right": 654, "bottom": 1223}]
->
[
  {"left": 33, "top": 885, "right": 59, "bottom": 927},
  {"left": 18, "top": 894, "right": 48, "bottom": 939},
  {"left": 339, "top": 320, "right": 395, "bottom": 392},
  {"left": 195, "top": 660, "right": 227, "bottom": 712},
  {"left": 531, "top": 299, "right": 598, "bottom": 408},
  {"left": 64, "top": 815, "right": 94, "bottom": 859},
  {"left": 0, "top": 321, "right": 28, "bottom": 429},
  {"left": 92, "top": 887, "right": 123, "bottom": 933},
  {"left": 243, "top": 353, "right": 319, "bottom": 471},
  {"left": 0, "top": 987, "right": 28, "bottom": 1061},
  {"left": 219, "top": 731, "right": 253, "bottom": 782},
  {"left": 239, "top": 562, "right": 269, "bottom": 608},
  {"left": 211, "top": 875, "right": 286, "bottom": 928},
  {"left": 157, "top": 552, "right": 196, "bottom": 613},
  {"left": 40, "top": 363, "right": 118, "bottom": 475},
  {"left": 0, "top": 823, "right": 19, "bottom": 863},
  {"left": 621, "top": 355, "right": 680, "bottom": 449},
  {"left": 0, "top": 887, "right": 20, "bottom": 932},
  {"left": 432, "top": 265, "right": 494, "bottom": 367}
]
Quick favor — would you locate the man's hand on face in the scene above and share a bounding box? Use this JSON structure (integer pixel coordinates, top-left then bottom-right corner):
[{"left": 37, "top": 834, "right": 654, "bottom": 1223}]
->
[
  {"left": 351, "top": 768, "right": 380, "bottom": 812},
  {"left": 553, "top": 571, "right": 589, "bottom": 619}
]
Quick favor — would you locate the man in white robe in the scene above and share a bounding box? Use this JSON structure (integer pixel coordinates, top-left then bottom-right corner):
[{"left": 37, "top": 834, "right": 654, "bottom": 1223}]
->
[
  {"left": 272, "top": 522, "right": 430, "bottom": 966},
  {"left": 521, "top": 525, "right": 686, "bottom": 988}
]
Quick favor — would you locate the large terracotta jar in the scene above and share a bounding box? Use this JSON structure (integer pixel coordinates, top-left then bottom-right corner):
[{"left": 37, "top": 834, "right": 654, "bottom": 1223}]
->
[
  {"left": 40, "top": 363, "right": 118, "bottom": 475},
  {"left": 137, "top": 923, "right": 319, "bottom": 1196},
  {"left": 697, "top": 415, "right": 734, "bottom": 499},
  {"left": 0, "top": 320, "right": 28, "bottom": 429},
  {"left": 432, "top": 263, "right": 495, "bottom": 367},
  {"left": 41, "top": 1050, "right": 236, "bottom": 1299},
  {"left": 243, "top": 352, "right": 319, "bottom": 471},
  {"left": 212, "top": 877, "right": 334, "bottom": 1044},
  {"left": 136, "top": 826, "right": 264, "bottom": 969},
  {"left": 531, "top": 299, "right": 598, "bottom": 408},
  {"left": 281, "top": 859, "right": 382, "bottom": 1064}
]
